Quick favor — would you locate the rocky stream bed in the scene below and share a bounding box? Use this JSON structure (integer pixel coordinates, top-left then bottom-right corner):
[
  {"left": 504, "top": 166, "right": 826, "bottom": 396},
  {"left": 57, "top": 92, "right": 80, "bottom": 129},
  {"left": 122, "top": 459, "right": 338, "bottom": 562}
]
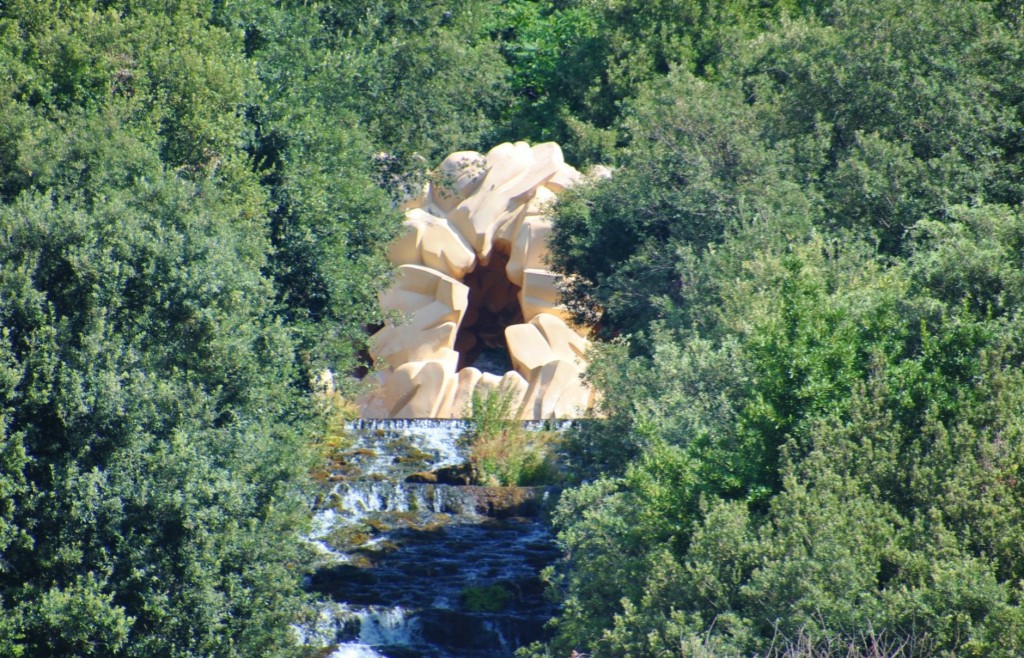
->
[{"left": 301, "top": 420, "right": 564, "bottom": 658}]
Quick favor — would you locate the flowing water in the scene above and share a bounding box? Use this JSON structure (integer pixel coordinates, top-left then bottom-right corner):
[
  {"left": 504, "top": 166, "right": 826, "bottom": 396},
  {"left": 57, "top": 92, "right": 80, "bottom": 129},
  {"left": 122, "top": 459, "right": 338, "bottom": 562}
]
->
[{"left": 302, "top": 419, "right": 563, "bottom": 658}]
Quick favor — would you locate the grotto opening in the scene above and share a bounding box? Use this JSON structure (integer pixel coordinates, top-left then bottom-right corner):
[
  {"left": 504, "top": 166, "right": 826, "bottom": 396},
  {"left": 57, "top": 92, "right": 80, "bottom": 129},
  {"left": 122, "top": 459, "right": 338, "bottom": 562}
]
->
[{"left": 358, "top": 142, "right": 607, "bottom": 420}]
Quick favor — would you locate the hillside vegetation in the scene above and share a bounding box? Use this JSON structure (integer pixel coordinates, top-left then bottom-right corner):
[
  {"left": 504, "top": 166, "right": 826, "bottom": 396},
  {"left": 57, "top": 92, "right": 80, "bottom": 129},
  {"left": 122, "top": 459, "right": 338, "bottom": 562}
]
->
[{"left": 2, "top": 1, "right": 1024, "bottom": 656}]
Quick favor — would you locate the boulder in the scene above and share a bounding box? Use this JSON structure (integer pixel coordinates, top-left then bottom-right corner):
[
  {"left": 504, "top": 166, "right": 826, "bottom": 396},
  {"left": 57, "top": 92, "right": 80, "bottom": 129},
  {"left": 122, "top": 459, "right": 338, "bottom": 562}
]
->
[
  {"left": 406, "top": 463, "right": 475, "bottom": 486},
  {"left": 505, "top": 215, "right": 552, "bottom": 287},
  {"left": 520, "top": 359, "right": 590, "bottom": 419},
  {"left": 518, "top": 268, "right": 571, "bottom": 323},
  {"left": 387, "top": 209, "right": 477, "bottom": 279}
]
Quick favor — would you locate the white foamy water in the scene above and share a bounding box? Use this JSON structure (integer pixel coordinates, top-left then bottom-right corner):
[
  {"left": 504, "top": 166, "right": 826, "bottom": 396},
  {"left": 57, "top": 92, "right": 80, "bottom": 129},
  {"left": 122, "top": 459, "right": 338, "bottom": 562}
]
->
[
  {"left": 346, "top": 419, "right": 469, "bottom": 470},
  {"left": 317, "top": 480, "right": 475, "bottom": 525},
  {"left": 327, "top": 644, "right": 387, "bottom": 658},
  {"left": 356, "top": 605, "right": 420, "bottom": 646},
  {"left": 302, "top": 418, "right": 565, "bottom": 657}
]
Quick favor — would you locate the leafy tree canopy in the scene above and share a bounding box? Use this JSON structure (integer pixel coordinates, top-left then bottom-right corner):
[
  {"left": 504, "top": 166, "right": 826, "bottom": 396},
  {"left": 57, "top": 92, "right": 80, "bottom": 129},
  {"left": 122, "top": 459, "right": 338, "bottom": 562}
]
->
[{"left": 5, "top": 0, "right": 1024, "bottom": 656}]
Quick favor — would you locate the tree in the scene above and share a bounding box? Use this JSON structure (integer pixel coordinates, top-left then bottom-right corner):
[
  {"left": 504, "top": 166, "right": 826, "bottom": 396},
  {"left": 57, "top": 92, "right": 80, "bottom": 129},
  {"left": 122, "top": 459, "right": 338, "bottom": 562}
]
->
[
  {"left": 492, "top": 0, "right": 817, "bottom": 164},
  {"left": 545, "top": 207, "right": 1024, "bottom": 655},
  {"left": 732, "top": 0, "right": 1024, "bottom": 253},
  {"left": 548, "top": 69, "right": 816, "bottom": 340},
  {"left": 0, "top": 178, "right": 317, "bottom": 657},
  {"left": 0, "top": 1, "right": 320, "bottom": 654}
]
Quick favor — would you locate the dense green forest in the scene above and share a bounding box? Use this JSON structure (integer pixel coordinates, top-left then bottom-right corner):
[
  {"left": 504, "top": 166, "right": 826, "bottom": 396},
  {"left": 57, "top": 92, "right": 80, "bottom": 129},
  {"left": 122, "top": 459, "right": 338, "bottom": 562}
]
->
[{"left": 2, "top": 0, "right": 1024, "bottom": 656}]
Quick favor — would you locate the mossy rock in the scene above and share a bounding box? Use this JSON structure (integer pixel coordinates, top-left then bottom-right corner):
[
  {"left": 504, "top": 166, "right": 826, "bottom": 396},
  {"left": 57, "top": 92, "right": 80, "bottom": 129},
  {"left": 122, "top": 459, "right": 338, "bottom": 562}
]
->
[
  {"left": 325, "top": 496, "right": 348, "bottom": 513},
  {"left": 364, "top": 518, "right": 393, "bottom": 533},
  {"left": 347, "top": 554, "right": 375, "bottom": 569},
  {"left": 406, "top": 470, "right": 438, "bottom": 484},
  {"left": 391, "top": 511, "right": 422, "bottom": 525},
  {"left": 323, "top": 527, "right": 372, "bottom": 551},
  {"left": 461, "top": 584, "right": 513, "bottom": 613},
  {"left": 392, "top": 447, "right": 435, "bottom": 464},
  {"left": 302, "top": 646, "right": 340, "bottom": 658},
  {"left": 418, "top": 522, "right": 446, "bottom": 533}
]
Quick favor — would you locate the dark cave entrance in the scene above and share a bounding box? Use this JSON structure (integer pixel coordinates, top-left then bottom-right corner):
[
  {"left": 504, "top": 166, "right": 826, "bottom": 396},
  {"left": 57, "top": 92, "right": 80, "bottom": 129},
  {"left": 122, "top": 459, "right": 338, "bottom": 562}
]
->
[{"left": 454, "top": 251, "right": 523, "bottom": 375}]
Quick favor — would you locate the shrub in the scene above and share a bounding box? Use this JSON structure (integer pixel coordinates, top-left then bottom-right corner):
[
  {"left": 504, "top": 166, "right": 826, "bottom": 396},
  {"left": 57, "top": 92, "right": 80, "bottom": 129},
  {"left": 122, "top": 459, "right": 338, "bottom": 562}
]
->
[
  {"left": 462, "top": 584, "right": 513, "bottom": 613},
  {"left": 462, "top": 386, "right": 563, "bottom": 487}
]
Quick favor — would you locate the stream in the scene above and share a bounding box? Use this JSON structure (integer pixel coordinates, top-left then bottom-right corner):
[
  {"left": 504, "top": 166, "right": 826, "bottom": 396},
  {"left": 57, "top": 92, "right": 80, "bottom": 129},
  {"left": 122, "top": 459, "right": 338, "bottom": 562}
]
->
[{"left": 301, "top": 419, "right": 563, "bottom": 658}]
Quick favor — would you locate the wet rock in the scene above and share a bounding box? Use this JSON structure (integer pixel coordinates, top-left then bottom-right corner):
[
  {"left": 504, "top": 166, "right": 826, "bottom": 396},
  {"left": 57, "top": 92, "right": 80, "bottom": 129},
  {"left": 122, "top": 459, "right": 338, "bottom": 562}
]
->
[
  {"left": 418, "top": 608, "right": 551, "bottom": 652},
  {"left": 437, "top": 462, "right": 476, "bottom": 485},
  {"left": 307, "top": 420, "right": 563, "bottom": 657},
  {"left": 404, "top": 471, "right": 438, "bottom": 484},
  {"left": 404, "top": 462, "right": 474, "bottom": 486},
  {"left": 463, "top": 486, "right": 552, "bottom": 518},
  {"left": 392, "top": 453, "right": 433, "bottom": 466}
]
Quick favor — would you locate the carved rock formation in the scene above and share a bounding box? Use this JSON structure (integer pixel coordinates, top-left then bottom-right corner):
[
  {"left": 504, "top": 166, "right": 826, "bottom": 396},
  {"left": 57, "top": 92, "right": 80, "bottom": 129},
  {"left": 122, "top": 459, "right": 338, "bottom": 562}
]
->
[{"left": 360, "top": 142, "right": 603, "bottom": 419}]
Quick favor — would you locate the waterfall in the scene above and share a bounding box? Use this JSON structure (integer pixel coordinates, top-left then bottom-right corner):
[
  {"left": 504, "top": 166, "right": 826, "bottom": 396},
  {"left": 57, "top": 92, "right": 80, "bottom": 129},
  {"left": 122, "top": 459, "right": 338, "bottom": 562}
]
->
[
  {"left": 319, "top": 481, "right": 479, "bottom": 520},
  {"left": 300, "top": 419, "right": 562, "bottom": 658}
]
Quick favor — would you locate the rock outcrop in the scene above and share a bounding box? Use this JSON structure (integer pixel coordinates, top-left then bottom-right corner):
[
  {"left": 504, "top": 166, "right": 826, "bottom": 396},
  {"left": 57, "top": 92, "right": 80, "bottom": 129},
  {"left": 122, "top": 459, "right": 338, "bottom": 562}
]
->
[{"left": 360, "top": 142, "right": 603, "bottom": 419}]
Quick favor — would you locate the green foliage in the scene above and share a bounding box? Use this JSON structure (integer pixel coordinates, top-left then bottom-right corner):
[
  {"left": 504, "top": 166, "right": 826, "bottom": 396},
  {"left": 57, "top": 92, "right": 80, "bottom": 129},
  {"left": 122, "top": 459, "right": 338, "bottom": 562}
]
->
[
  {"left": 548, "top": 69, "right": 817, "bottom": 338},
  {"left": 462, "top": 584, "right": 514, "bottom": 613},
  {"left": 909, "top": 205, "right": 1024, "bottom": 316},
  {"left": 492, "top": 0, "right": 814, "bottom": 164},
  {"left": 28, "top": 573, "right": 134, "bottom": 656},
  {"left": 546, "top": 222, "right": 1024, "bottom": 655},
  {"left": 303, "top": 0, "right": 512, "bottom": 168},
  {"left": 0, "top": 0, "right": 257, "bottom": 177},
  {"left": 463, "top": 386, "right": 562, "bottom": 487},
  {"left": 730, "top": 0, "right": 1024, "bottom": 253},
  {"left": 0, "top": 1, "right": 332, "bottom": 655},
  {"left": 262, "top": 108, "right": 400, "bottom": 377},
  {"left": 6, "top": 0, "right": 1024, "bottom": 655},
  {"left": 547, "top": 0, "right": 1024, "bottom": 336},
  {"left": 538, "top": 9, "right": 1024, "bottom": 652},
  {"left": 0, "top": 178, "right": 317, "bottom": 657},
  {"left": 208, "top": 0, "right": 404, "bottom": 381}
]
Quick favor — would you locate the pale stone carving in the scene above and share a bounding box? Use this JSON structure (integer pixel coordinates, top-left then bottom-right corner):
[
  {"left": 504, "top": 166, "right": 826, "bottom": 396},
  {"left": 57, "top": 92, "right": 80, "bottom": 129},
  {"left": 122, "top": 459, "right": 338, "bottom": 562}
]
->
[
  {"left": 505, "top": 216, "right": 552, "bottom": 287},
  {"left": 505, "top": 313, "right": 591, "bottom": 418},
  {"left": 387, "top": 209, "right": 477, "bottom": 280},
  {"left": 361, "top": 142, "right": 600, "bottom": 419},
  {"left": 447, "top": 367, "right": 483, "bottom": 418},
  {"left": 505, "top": 313, "right": 589, "bottom": 376},
  {"left": 430, "top": 151, "right": 487, "bottom": 214},
  {"left": 371, "top": 265, "right": 469, "bottom": 369},
  {"left": 504, "top": 322, "right": 553, "bottom": 380},
  {"left": 518, "top": 268, "right": 571, "bottom": 323},
  {"left": 449, "top": 142, "right": 565, "bottom": 263},
  {"left": 474, "top": 370, "right": 529, "bottom": 413},
  {"left": 520, "top": 359, "right": 591, "bottom": 420},
  {"left": 387, "top": 358, "right": 457, "bottom": 418}
]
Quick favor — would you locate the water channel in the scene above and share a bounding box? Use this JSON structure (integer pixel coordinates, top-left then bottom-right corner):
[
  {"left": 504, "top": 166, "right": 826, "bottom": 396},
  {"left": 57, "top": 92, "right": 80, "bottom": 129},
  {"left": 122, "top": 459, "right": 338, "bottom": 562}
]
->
[{"left": 301, "top": 419, "right": 564, "bottom": 658}]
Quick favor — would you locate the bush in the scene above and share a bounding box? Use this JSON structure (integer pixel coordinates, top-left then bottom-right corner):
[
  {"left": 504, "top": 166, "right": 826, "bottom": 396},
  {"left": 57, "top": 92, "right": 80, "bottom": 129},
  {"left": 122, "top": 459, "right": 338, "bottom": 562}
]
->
[
  {"left": 462, "top": 584, "right": 513, "bottom": 613},
  {"left": 462, "top": 386, "right": 562, "bottom": 487}
]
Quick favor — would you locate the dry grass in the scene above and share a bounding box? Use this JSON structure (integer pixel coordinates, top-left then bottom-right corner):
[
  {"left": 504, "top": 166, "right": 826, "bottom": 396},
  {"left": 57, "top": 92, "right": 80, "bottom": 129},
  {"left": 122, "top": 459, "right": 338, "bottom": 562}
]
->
[
  {"left": 670, "top": 624, "right": 934, "bottom": 658},
  {"left": 463, "top": 386, "right": 563, "bottom": 486}
]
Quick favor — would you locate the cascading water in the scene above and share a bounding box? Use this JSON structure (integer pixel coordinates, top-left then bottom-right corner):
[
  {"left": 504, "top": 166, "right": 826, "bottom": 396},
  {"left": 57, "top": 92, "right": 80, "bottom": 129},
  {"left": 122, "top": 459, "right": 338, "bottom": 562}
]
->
[{"left": 301, "top": 419, "right": 563, "bottom": 658}]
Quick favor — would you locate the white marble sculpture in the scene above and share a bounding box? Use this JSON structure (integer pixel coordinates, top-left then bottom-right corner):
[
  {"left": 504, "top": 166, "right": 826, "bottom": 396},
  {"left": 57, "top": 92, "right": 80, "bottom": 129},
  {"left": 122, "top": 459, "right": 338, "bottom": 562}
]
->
[{"left": 359, "top": 142, "right": 604, "bottom": 419}]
